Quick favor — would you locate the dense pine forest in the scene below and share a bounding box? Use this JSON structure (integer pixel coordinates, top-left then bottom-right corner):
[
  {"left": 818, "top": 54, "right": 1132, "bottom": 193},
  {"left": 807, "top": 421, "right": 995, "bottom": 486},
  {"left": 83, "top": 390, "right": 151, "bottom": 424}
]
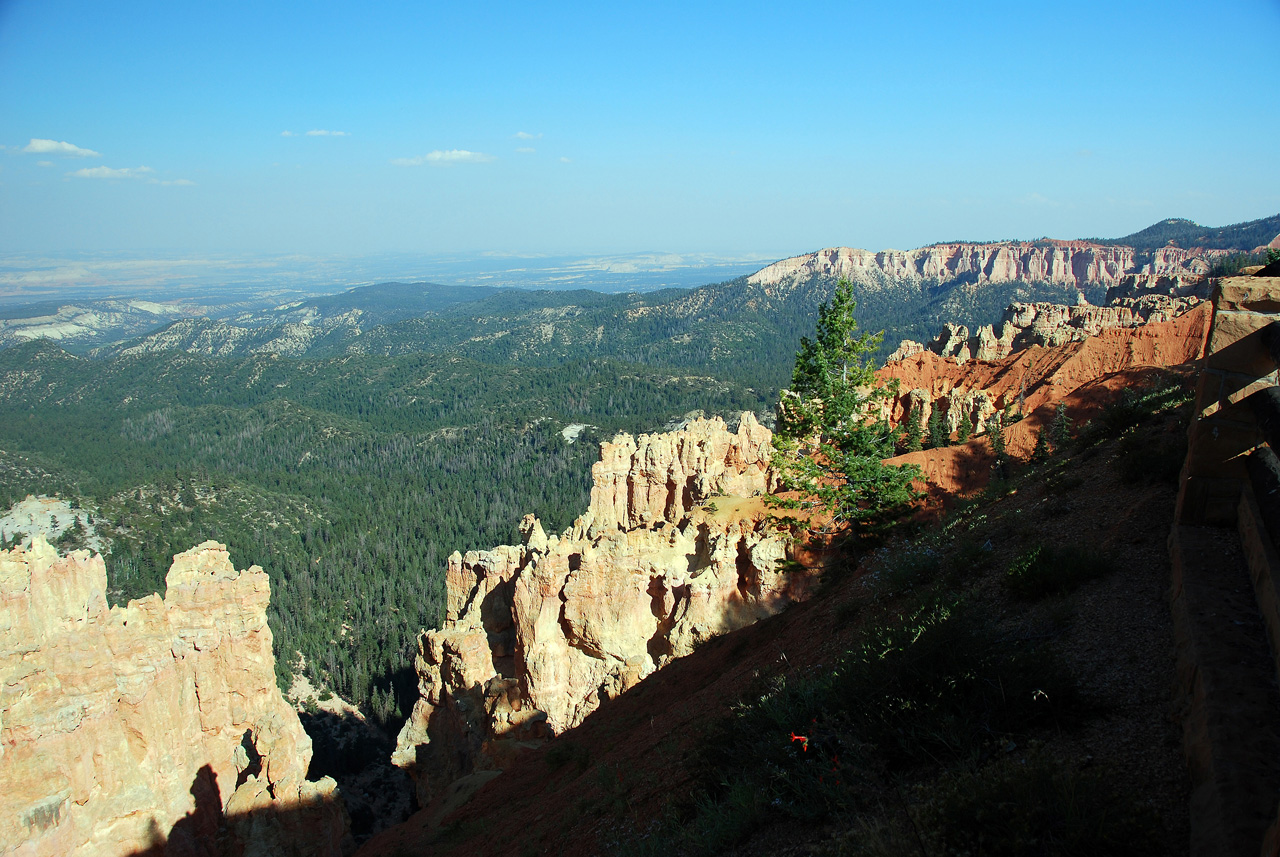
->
[{"left": 0, "top": 343, "right": 770, "bottom": 723}]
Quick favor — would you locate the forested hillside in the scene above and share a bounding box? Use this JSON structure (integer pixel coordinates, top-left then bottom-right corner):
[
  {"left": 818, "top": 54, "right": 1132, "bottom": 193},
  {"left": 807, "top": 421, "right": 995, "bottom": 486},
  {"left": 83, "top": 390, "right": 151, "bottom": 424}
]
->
[
  {"left": 0, "top": 342, "right": 768, "bottom": 722},
  {"left": 7, "top": 213, "right": 1271, "bottom": 724},
  {"left": 1092, "top": 213, "right": 1280, "bottom": 251},
  {"left": 101, "top": 273, "right": 1093, "bottom": 391}
]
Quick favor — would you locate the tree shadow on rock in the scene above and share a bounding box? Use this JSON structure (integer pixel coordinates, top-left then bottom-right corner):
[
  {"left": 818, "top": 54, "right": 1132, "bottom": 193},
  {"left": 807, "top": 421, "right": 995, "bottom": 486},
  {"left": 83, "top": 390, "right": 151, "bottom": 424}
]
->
[{"left": 125, "top": 762, "right": 350, "bottom": 857}]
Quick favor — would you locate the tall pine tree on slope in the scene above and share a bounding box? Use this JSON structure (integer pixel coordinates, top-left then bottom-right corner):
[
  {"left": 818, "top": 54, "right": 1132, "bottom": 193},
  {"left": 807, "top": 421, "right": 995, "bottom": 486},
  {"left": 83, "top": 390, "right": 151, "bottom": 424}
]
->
[{"left": 770, "top": 278, "right": 919, "bottom": 533}]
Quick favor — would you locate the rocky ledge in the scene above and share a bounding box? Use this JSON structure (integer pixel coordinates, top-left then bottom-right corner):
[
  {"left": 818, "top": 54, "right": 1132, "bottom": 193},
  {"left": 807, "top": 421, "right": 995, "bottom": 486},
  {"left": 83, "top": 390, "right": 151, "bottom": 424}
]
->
[{"left": 888, "top": 293, "right": 1202, "bottom": 364}]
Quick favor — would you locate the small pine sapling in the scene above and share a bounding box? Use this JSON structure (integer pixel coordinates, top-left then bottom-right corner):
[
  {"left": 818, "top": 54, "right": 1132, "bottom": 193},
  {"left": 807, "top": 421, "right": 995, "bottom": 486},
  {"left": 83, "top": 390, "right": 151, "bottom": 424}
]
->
[
  {"left": 906, "top": 406, "right": 924, "bottom": 452},
  {"left": 927, "top": 406, "right": 948, "bottom": 450},
  {"left": 1049, "top": 403, "right": 1072, "bottom": 453},
  {"left": 1031, "top": 428, "right": 1050, "bottom": 461},
  {"left": 957, "top": 410, "right": 973, "bottom": 444},
  {"left": 988, "top": 414, "right": 1008, "bottom": 480}
]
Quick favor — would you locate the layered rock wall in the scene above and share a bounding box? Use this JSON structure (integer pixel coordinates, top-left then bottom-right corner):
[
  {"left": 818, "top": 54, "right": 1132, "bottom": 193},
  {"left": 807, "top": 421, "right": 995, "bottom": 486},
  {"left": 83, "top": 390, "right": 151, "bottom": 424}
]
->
[
  {"left": 0, "top": 538, "right": 348, "bottom": 857},
  {"left": 393, "top": 415, "right": 810, "bottom": 804},
  {"left": 749, "top": 242, "right": 1218, "bottom": 291}
]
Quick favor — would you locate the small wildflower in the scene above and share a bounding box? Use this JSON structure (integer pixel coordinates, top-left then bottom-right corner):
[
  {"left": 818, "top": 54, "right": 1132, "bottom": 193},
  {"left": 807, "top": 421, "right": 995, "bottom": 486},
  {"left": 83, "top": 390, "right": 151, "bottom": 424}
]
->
[{"left": 789, "top": 732, "right": 809, "bottom": 752}]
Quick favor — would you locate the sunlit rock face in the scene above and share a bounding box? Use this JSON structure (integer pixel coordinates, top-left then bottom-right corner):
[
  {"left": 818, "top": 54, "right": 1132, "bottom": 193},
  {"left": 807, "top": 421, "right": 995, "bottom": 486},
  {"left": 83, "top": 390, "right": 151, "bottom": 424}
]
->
[
  {"left": 748, "top": 242, "right": 1217, "bottom": 291},
  {"left": 886, "top": 294, "right": 1203, "bottom": 367},
  {"left": 393, "top": 414, "right": 816, "bottom": 805},
  {"left": 0, "top": 538, "right": 349, "bottom": 857}
]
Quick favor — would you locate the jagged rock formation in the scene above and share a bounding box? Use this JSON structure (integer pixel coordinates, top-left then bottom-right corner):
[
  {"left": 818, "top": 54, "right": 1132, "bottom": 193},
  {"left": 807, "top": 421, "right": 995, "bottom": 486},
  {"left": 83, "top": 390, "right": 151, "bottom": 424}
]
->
[
  {"left": 892, "top": 294, "right": 1202, "bottom": 365},
  {"left": 392, "top": 414, "right": 813, "bottom": 805},
  {"left": 1104, "top": 272, "right": 1213, "bottom": 304},
  {"left": 879, "top": 302, "right": 1213, "bottom": 491},
  {"left": 749, "top": 241, "right": 1219, "bottom": 291},
  {"left": 0, "top": 538, "right": 349, "bottom": 857}
]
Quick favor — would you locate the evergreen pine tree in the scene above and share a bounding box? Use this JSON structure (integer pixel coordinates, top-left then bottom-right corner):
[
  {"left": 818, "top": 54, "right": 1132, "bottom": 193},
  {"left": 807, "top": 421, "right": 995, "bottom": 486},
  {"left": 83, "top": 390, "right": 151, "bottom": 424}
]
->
[
  {"left": 1031, "top": 428, "right": 1050, "bottom": 461},
  {"left": 906, "top": 406, "right": 924, "bottom": 452},
  {"left": 927, "top": 407, "right": 947, "bottom": 450},
  {"left": 771, "top": 278, "right": 920, "bottom": 531},
  {"left": 1049, "top": 403, "right": 1072, "bottom": 453},
  {"left": 989, "top": 412, "right": 1007, "bottom": 477},
  {"left": 957, "top": 408, "right": 973, "bottom": 444}
]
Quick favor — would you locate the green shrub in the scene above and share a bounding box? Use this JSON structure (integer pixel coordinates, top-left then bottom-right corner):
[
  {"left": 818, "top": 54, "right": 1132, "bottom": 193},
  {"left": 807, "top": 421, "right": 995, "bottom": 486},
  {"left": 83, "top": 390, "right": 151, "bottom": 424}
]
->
[
  {"left": 917, "top": 753, "right": 1162, "bottom": 857},
  {"left": 663, "top": 601, "right": 1080, "bottom": 852},
  {"left": 544, "top": 740, "right": 592, "bottom": 773},
  {"left": 1005, "top": 544, "right": 1113, "bottom": 599},
  {"left": 1118, "top": 430, "right": 1186, "bottom": 485},
  {"left": 1076, "top": 377, "right": 1191, "bottom": 448},
  {"left": 1043, "top": 471, "right": 1084, "bottom": 496},
  {"left": 871, "top": 545, "right": 942, "bottom": 596}
]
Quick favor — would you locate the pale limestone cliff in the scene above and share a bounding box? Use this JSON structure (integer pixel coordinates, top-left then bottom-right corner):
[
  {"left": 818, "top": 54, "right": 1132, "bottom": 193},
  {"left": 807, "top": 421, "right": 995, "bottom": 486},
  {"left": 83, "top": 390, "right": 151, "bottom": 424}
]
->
[
  {"left": 748, "top": 242, "right": 1218, "bottom": 291},
  {"left": 0, "top": 538, "right": 349, "bottom": 857},
  {"left": 392, "top": 414, "right": 811, "bottom": 805}
]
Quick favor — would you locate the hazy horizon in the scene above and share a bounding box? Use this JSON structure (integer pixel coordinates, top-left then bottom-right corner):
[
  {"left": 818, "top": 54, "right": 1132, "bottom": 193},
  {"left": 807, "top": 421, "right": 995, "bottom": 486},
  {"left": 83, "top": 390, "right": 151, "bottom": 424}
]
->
[{"left": 2, "top": 0, "right": 1278, "bottom": 265}]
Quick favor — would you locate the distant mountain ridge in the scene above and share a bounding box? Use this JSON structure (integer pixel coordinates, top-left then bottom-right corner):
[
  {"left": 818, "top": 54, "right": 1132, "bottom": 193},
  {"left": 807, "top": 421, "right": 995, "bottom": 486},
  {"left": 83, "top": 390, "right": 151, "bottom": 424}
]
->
[
  {"left": 1090, "top": 213, "right": 1280, "bottom": 251},
  {"left": 10, "top": 214, "right": 1278, "bottom": 385}
]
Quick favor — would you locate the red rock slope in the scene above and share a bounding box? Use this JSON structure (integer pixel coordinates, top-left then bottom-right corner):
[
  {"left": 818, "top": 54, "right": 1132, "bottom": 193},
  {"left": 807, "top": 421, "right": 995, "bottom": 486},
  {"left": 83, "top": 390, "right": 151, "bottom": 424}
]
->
[{"left": 880, "top": 300, "right": 1211, "bottom": 495}]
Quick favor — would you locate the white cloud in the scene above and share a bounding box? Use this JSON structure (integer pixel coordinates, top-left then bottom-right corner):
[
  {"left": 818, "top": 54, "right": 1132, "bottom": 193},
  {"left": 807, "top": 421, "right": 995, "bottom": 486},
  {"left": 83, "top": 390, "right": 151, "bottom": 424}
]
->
[
  {"left": 36, "top": 161, "right": 53, "bottom": 167},
  {"left": 391, "top": 149, "right": 496, "bottom": 166},
  {"left": 66, "top": 165, "right": 195, "bottom": 185},
  {"left": 514, "top": 131, "right": 542, "bottom": 140},
  {"left": 281, "top": 130, "right": 295, "bottom": 137},
  {"left": 515, "top": 147, "right": 536, "bottom": 154},
  {"left": 559, "top": 156, "right": 572, "bottom": 163},
  {"left": 67, "top": 165, "right": 154, "bottom": 179},
  {"left": 23, "top": 138, "right": 100, "bottom": 157},
  {"left": 306, "top": 129, "right": 349, "bottom": 136}
]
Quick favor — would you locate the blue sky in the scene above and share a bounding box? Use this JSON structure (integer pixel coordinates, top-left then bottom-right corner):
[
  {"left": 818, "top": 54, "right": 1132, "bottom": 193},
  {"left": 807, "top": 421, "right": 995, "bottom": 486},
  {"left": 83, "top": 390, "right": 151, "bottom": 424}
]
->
[{"left": 1, "top": 0, "right": 1278, "bottom": 260}]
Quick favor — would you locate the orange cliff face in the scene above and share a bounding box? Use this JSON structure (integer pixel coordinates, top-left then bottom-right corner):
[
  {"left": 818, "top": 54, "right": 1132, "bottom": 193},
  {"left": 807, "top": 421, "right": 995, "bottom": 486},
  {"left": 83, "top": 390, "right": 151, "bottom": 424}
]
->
[
  {"left": 876, "top": 301, "right": 1212, "bottom": 496},
  {"left": 391, "top": 414, "right": 821, "bottom": 807},
  {"left": 0, "top": 538, "right": 349, "bottom": 857}
]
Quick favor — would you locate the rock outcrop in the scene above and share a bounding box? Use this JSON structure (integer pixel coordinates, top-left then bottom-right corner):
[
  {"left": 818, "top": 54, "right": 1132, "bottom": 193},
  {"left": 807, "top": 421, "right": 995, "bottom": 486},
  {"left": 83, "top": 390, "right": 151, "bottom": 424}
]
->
[
  {"left": 749, "top": 241, "right": 1219, "bottom": 291},
  {"left": 1104, "top": 272, "right": 1213, "bottom": 304},
  {"left": 878, "top": 301, "right": 1213, "bottom": 489},
  {"left": 893, "top": 294, "right": 1203, "bottom": 365},
  {"left": 0, "top": 538, "right": 349, "bottom": 857},
  {"left": 393, "top": 414, "right": 813, "bottom": 805}
]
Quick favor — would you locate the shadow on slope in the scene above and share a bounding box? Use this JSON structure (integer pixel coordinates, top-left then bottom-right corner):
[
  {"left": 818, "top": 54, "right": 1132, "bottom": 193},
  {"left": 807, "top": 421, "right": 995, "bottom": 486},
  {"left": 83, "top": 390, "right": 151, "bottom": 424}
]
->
[{"left": 357, "top": 370, "right": 1194, "bottom": 857}]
